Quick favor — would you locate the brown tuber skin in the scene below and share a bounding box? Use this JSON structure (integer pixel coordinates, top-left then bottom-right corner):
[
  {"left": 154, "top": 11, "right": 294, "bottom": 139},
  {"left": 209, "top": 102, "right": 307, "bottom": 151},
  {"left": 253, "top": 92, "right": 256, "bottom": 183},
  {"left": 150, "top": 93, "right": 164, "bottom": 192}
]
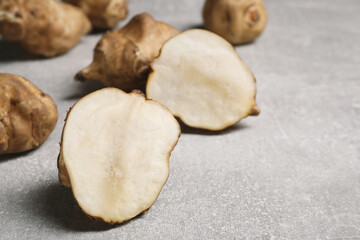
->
[
  {"left": 75, "top": 13, "right": 179, "bottom": 91},
  {"left": 63, "top": 0, "right": 128, "bottom": 30},
  {"left": 0, "top": 0, "right": 91, "bottom": 57},
  {"left": 0, "top": 73, "right": 58, "bottom": 154},
  {"left": 203, "top": 0, "right": 267, "bottom": 45}
]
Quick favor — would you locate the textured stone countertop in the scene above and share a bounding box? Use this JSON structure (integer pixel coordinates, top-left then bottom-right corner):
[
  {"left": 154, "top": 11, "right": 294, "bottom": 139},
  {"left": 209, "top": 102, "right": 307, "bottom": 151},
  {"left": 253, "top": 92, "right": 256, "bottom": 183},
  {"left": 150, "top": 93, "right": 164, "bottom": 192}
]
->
[{"left": 0, "top": 0, "right": 359, "bottom": 239}]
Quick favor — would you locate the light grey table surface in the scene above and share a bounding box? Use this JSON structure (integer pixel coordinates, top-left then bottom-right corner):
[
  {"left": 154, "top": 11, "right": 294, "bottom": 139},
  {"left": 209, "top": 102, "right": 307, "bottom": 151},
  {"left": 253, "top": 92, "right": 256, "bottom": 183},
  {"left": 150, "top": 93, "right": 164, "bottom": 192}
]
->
[{"left": 1, "top": 0, "right": 359, "bottom": 239}]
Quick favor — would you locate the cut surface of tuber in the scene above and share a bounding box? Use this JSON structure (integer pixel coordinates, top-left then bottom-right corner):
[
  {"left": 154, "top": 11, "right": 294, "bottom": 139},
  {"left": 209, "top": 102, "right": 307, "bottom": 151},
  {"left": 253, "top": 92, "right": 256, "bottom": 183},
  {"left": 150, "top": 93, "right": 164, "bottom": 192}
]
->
[
  {"left": 146, "top": 29, "right": 259, "bottom": 131},
  {"left": 58, "top": 88, "right": 180, "bottom": 223}
]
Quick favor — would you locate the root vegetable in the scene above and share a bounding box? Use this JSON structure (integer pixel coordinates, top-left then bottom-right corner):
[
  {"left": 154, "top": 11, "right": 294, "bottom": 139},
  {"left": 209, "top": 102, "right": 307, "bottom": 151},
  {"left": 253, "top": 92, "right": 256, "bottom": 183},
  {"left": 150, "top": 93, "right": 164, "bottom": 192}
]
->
[
  {"left": 58, "top": 88, "right": 180, "bottom": 223},
  {"left": 0, "top": 0, "right": 91, "bottom": 57},
  {"left": 75, "top": 13, "right": 179, "bottom": 91},
  {"left": 0, "top": 73, "right": 58, "bottom": 154},
  {"left": 63, "top": 0, "right": 128, "bottom": 29},
  {"left": 203, "top": 0, "right": 267, "bottom": 45},
  {"left": 146, "top": 29, "right": 259, "bottom": 131}
]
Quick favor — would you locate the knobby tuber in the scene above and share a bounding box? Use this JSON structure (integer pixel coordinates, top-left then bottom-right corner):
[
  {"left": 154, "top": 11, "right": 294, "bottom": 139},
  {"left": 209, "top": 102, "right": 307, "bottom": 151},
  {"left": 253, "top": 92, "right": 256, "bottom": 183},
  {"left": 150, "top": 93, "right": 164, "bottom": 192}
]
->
[
  {"left": 75, "top": 13, "right": 179, "bottom": 91},
  {"left": 63, "top": 0, "right": 128, "bottom": 29},
  {"left": 0, "top": 73, "right": 58, "bottom": 154},
  {"left": 203, "top": 0, "right": 267, "bottom": 45},
  {"left": 146, "top": 29, "right": 260, "bottom": 131},
  {"left": 0, "top": 0, "right": 91, "bottom": 57},
  {"left": 58, "top": 88, "right": 180, "bottom": 223}
]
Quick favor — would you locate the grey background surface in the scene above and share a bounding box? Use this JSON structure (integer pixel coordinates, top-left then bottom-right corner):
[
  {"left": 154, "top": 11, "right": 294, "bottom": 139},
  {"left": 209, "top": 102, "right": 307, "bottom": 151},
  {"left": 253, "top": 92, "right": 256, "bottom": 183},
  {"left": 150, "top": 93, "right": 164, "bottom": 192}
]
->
[{"left": 1, "top": 0, "right": 359, "bottom": 239}]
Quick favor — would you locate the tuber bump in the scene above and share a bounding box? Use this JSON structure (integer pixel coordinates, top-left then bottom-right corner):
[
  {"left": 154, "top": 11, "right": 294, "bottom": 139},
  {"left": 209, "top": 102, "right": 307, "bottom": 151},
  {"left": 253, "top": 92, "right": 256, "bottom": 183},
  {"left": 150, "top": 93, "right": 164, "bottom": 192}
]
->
[
  {"left": 58, "top": 88, "right": 180, "bottom": 223},
  {"left": 146, "top": 29, "right": 260, "bottom": 131},
  {"left": 63, "top": 0, "right": 128, "bottom": 30},
  {"left": 75, "top": 13, "right": 179, "bottom": 91},
  {"left": 203, "top": 0, "right": 267, "bottom": 45},
  {"left": 0, "top": 0, "right": 91, "bottom": 57},
  {"left": 0, "top": 73, "right": 58, "bottom": 154}
]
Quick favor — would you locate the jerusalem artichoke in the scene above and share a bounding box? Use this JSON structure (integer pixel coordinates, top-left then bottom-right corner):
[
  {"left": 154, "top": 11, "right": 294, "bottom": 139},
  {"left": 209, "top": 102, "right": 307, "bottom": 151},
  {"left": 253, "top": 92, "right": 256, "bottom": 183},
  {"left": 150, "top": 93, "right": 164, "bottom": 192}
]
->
[
  {"left": 63, "top": 0, "right": 128, "bottom": 29},
  {"left": 58, "top": 88, "right": 180, "bottom": 223},
  {"left": 75, "top": 13, "right": 179, "bottom": 91},
  {"left": 0, "top": 73, "right": 58, "bottom": 154},
  {"left": 146, "top": 29, "right": 260, "bottom": 131},
  {"left": 203, "top": 0, "right": 267, "bottom": 45},
  {"left": 0, "top": 0, "right": 91, "bottom": 57}
]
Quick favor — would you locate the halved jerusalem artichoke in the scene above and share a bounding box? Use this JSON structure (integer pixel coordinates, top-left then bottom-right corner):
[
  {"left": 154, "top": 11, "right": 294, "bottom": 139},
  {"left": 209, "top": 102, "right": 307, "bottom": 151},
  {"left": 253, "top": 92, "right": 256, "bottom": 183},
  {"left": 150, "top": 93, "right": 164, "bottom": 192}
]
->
[
  {"left": 0, "top": 0, "right": 91, "bottom": 57},
  {"left": 58, "top": 88, "right": 180, "bottom": 223},
  {"left": 146, "top": 29, "right": 259, "bottom": 131},
  {"left": 75, "top": 13, "right": 179, "bottom": 91},
  {"left": 203, "top": 0, "right": 267, "bottom": 45},
  {"left": 0, "top": 73, "right": 58, "bottom": 154},
  {"left": 63, "top": 0, "right": 128, "bottom": 29}
]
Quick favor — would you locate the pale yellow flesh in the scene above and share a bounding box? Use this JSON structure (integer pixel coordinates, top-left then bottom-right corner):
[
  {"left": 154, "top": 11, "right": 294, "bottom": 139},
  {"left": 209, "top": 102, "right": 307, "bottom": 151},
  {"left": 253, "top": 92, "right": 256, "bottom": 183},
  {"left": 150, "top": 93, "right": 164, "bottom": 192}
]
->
[
  {"left": 61, "top": 88, "right": 180, "bottom": 223},
  {"left": 146, "top": 29, "right": 258, "bottom": 131}
]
